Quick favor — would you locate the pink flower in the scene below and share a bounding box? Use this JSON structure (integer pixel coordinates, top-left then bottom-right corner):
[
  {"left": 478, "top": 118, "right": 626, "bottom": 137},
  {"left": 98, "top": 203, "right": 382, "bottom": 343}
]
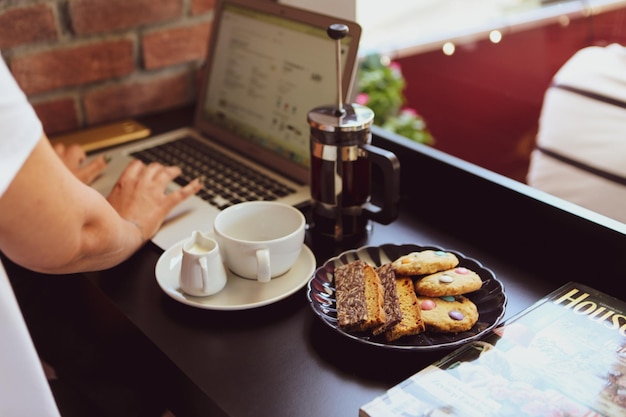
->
[
  {"left": 400, "top": 107, "right": 419, "bottom": 117},
  {"left": 355, "top": 93, "right": 370, "bottom": 105},
  {"left": 389, "top": 61, "right": 402, "bottom": 72}
]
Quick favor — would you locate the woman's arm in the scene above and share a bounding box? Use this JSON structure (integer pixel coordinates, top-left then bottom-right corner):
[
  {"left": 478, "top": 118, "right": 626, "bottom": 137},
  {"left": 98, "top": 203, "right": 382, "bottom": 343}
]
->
[{"left": 0, "top": 133, "right": 201, "bottom": 274}]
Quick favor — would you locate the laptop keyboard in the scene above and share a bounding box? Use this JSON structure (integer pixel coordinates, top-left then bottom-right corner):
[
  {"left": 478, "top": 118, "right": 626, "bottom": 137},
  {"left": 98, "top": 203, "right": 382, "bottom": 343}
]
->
[{"left": 131, "top": 136, "right": 297, "bottom": 210}]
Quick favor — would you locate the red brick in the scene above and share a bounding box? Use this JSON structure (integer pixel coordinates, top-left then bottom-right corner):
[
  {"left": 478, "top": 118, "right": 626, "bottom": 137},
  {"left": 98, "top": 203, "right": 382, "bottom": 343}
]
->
[
  {"left": 10, "top": 40, "right": 134, "bottom": 95},
  {"left": 83, "top": 72, "right": 194, "bottom": 124},
  {"left": 32, "top": 97, "right": 80, "bottom": 136},
  {"left": 142, "top": 22, "right": 211, "bottom": 69},
  {"left": 69, "top": 0, "right": 183, "bottom": 35},
  {"left": 191, "top": 0, "right": 216, "bottom": 15},
  {"left": 0, "top": 4, "right": 57, "bottom": 49}
]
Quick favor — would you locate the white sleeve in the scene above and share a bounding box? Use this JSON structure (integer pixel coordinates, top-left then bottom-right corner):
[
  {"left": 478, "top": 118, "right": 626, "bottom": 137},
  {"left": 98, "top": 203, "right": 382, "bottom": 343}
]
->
[
  {"left": 0, "top": 56, "right": 43, "bottom": 197},
  {"left": 0, "top": 56, "right": 60, "bottom": 416},
  {"left": 0, "top": 267, "right": 62, "bottom": 416}
]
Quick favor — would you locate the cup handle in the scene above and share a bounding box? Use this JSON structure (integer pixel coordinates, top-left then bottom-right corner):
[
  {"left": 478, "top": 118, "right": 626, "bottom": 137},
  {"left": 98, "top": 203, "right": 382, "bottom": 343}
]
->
[
  {"left": 256, "top": 248, "right": 271, "bottom": 283},
  {"left": 198, "top": 257, "right": 209, "bottom": 291}
]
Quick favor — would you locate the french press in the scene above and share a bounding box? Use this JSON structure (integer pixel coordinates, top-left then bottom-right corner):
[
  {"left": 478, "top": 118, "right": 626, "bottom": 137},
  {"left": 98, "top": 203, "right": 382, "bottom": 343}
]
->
[{"left": 307, "top": 24, "right": 400, "bottom": 242}]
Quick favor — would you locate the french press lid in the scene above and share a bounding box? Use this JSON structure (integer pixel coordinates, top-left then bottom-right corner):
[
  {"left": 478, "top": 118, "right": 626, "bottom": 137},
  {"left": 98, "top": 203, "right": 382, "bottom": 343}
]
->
[{"left": 307, "top": 103, "right": 374, "bottom": 133}]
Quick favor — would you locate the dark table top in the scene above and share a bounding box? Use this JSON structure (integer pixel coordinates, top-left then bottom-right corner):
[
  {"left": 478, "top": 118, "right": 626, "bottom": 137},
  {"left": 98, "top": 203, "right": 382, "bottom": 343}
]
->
[
  {"left": 13, "top": 106, "right": 626, "bottom": 417},
  {"left": 88, "top": 206, "right": 558, "bottom": 417}
]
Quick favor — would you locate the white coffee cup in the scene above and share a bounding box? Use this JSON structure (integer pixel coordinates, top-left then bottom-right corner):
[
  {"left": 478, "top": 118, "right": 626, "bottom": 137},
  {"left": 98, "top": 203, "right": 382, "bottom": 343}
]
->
[
  {"left": 213, "top": 201, "right": 306, "bottom": 282},
  {"left": 179, "top": 230, "right": 228, "bottom": 296}
]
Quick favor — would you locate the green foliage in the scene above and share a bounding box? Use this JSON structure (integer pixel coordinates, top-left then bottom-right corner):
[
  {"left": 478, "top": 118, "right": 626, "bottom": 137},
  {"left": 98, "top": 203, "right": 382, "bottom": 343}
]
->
[{"left": 356, "top": 54, "right": 434, "bottom": 145}]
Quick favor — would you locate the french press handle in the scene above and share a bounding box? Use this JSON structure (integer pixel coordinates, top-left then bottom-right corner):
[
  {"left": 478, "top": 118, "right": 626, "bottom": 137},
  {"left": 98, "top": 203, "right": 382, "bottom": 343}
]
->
[{"left": 361, "top": 143, "right": 400, "bottom": 224}]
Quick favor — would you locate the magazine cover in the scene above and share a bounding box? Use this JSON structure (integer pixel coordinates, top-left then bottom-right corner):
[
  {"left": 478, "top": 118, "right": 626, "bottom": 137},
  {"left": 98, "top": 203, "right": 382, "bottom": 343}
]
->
[{"left": 360, "top": 281, "right": 626, "bottom": 417}]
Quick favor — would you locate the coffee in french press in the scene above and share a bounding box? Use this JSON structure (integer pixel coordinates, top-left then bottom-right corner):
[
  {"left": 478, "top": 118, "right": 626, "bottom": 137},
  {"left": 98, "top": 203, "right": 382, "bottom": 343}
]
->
[{"left": 307, "top": 24, "right": 400, "bottom": 242}]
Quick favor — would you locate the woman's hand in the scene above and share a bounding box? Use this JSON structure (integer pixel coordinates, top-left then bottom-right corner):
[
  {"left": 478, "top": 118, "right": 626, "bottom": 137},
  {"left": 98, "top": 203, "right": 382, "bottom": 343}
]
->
[
  {"left": 52, "top": 142, "right": 108, "bottom": 185},
  {"left": 54, "top": 140, "right": 203, "bottom": 243},
  {"left": 106, "top": 160, "right": 202, "bottom": 240}
]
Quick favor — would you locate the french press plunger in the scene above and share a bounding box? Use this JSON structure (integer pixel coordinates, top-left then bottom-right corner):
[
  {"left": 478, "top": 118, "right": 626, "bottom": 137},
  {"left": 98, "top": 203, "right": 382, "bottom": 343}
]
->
[{"left": 307, "top": 24, "right": 400, "bottom": 242}]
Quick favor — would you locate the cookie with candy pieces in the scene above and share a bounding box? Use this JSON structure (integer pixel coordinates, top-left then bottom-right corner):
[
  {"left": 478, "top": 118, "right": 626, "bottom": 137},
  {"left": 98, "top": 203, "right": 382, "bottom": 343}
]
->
[
  {"left": 414, "top": 266, "right": 483, "bottom": 297},
  {"left": 392, "top": 250, "right": 459, "bottom": 276},
  {"left": 417, "top": 295, "right": 479, "bottom": 333}
]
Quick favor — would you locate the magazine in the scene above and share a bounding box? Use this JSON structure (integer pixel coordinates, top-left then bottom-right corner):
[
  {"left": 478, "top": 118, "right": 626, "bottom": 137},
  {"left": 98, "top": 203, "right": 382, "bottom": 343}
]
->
[{"left": 360, "top": 281, "right": 626, "bottom": 417}]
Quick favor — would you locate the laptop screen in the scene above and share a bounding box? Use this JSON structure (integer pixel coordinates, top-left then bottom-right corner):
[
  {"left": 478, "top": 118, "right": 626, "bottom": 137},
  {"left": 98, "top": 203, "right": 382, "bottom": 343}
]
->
[{"left": 195, "top": 0, "right": 361, "bottom": 185}]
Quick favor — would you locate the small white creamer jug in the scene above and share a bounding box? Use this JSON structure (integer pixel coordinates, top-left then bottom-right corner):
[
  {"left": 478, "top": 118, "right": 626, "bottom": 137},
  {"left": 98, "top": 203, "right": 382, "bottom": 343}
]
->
[{"left": 179, "top": 230, "right": 227, "bottom": 296}]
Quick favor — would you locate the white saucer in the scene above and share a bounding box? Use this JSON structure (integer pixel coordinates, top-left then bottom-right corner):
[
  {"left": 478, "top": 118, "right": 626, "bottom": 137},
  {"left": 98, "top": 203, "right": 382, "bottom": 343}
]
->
[{"left": 155, "top": 237, "right": 316, "bottom": 310}]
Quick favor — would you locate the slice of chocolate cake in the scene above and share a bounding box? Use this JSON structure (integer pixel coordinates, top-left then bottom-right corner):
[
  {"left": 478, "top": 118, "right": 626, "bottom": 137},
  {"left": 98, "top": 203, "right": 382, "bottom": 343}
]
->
[
  {"left": 372, "top": 263, "right": 403, "bottom": 336},
  {"left": 385, "top": 277, "right": 425, "bottom": 342},
  {"left": 335, "top": 260, "right": 386, "bottom": 332}
]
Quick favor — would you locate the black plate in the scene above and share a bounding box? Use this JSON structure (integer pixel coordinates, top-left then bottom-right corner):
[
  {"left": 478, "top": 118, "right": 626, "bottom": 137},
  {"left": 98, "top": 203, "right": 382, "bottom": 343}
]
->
[{"left": 306, "top": 243, "right": 507, "bottom": 351}]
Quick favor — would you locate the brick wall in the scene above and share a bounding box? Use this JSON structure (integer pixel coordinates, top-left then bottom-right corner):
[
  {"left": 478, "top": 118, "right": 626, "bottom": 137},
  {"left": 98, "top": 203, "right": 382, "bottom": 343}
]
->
[{"left": 0, "top": 0, "right": 215, "bottom": 135}]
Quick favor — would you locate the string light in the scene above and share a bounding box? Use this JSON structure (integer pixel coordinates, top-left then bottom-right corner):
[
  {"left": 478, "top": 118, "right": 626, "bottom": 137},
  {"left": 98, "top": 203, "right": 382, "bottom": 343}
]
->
[
  {"left": 489, "top": 30, "right": 502, "bottom": 43},
  {"left": 442, "top": 42, "right": 455, "bottom": 56}
]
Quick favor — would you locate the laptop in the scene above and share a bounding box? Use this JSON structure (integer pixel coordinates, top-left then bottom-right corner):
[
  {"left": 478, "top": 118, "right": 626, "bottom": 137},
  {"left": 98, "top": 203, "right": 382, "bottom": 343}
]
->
[{"left": 86, "top": 0, "right": 362, "bottom": 250}]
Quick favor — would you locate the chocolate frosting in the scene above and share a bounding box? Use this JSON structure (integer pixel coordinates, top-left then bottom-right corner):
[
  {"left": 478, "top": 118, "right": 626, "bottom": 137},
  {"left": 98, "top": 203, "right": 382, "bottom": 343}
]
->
[
  {"left": 376, "top": 263, "right": 403, "bottom": 327},
  {"left": 335, "top": 260, "right": 367, "bottom": 329}
]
